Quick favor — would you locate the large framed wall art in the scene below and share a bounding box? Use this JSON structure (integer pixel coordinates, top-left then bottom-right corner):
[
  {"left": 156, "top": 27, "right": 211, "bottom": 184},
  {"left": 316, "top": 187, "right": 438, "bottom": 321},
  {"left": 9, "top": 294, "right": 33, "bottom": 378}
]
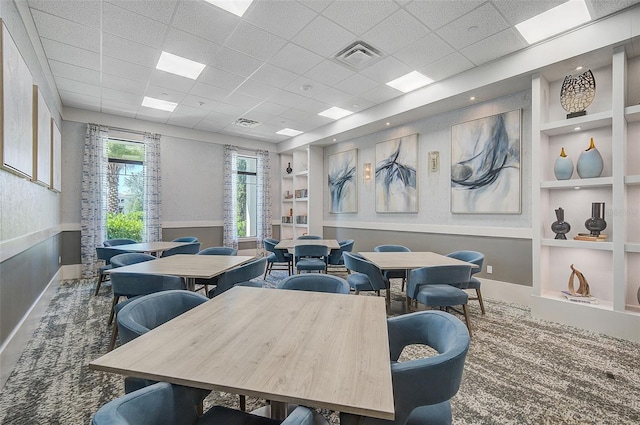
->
[
  {"left": 1, "top": 19, "right": 34, "bottom": 179},
  {"left": 33, "top": 85, "right": 51, "bottom": 186},
  {"left": 375, "top": 133, "right": 418, "bottom": 213},
  {"left": 328, "top": 148, "right": 357, "bottom": 213},
  {"left": 450, "top": 109, "right": 521, "bottom": 214}
]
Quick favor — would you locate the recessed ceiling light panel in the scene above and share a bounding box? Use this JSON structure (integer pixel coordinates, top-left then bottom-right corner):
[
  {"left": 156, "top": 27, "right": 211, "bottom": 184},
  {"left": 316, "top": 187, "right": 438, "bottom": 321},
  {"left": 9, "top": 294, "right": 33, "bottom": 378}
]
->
[
  {"left": 156, "top": 51, "right": 205, "bottom": 80},
  {"left": 318, "top": 106, "right": 353, "bottom": 120},
  {"left": 515, "top": 0, "right": 591, "bottom": 44},
  {"left": 142, "top": 96, "right": 177, "bottom": 112},
  {"left": 205, "top": 0, "right": 254, "bottom": 17},
  {"left": 276, "top": 128, "right": 303, "bottom": 137},
  {"left": 386, "top": 71, "right": 434, "bottom": 93}
]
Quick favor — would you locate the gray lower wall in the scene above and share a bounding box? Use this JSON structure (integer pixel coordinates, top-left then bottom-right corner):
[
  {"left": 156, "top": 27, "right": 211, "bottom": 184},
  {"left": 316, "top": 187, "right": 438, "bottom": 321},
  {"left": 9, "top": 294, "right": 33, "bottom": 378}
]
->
[
  {"left": 0, "top": 234, "right": 60, "bottom": 344},
  {"left": 323, "top": 226, "right": 532, "bottom": 286}
]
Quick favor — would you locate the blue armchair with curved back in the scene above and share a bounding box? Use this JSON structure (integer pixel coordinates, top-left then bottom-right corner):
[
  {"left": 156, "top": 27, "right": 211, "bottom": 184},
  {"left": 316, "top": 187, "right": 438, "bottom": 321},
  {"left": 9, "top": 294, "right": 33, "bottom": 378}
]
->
[
  {"left": 374, "top": 244, "right": 411, "bottom": 291},
  {"left": 277, "top": 274, "right": 350, "bottom": 294},
  {"left": 103, "top": 238, "right": 137, "bottom": 247},
  {"left": 343, "top": 251, "right": 390, "bottom": 309},
  {"left": 194, "top": 246, "right": 238, "bottom": 294},
  {"left": 446, "top": 250, "right": 485, "bottom": 314},
  {"left": 327, "top": 239, "right": 354, "bottom": 272},
  {"left": 294, "top": 244, "right": 328, "bottom": 274},
  {"left": 171, "top": 236, "right": 198, "bottom": 242},
  {"left": 263, "top": 238, "right": 293, "bottom": 277},
  {"left": 208, "top": 256, "right": 267, "bottom": 298},
  {"left": 340, "top": 311, "right": 470, "bottom": 425},
  {"left": 160, "top": 242, "right": 201, "bottom": 257},
  {"left": 94, "top": 247, "right": 131, "bottom": 296}
]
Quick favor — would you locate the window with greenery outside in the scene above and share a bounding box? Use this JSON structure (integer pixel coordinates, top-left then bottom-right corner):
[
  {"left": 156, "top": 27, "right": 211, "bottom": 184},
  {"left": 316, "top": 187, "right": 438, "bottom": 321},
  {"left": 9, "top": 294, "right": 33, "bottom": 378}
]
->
[
  {"left": 236, "top": 156, "right": 257, "bottom": 238},
  {"left": 107, "top": 140, "right": 144, "bottom": 241}
]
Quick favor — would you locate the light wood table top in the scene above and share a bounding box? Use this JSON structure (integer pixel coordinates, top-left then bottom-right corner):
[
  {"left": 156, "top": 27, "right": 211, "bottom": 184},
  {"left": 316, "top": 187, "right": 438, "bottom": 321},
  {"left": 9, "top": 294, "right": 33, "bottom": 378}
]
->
[
  {"left": 275, "top": 239, "right": 340, "bottom": 250},
  {"left": 108, "top": 254, "right": 255, "bottom": 280},
  {"left": 358, "top": 251, "right": 480, "bottom": 270},
  {"left": 90, "top": 286, "right": 394, "bottom": 421},
  {"left": 111, "top": 241, "right": 191, "bottom": 255}
]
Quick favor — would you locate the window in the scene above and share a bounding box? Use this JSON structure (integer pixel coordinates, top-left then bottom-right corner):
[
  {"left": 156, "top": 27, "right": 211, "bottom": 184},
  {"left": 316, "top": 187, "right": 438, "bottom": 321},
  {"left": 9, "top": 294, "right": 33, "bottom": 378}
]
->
[
  {"left": 236, "top": 155, "right": 257, "bottom": 238},
  {"left": 106, "top": 139, "right": 145, "bottom": 241}
]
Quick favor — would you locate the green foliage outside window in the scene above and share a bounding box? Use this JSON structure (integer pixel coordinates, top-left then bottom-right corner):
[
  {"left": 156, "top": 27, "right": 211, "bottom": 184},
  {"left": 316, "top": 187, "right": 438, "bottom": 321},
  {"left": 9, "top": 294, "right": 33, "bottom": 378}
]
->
[
  {"left": 107, "top": 211, "right": 143, "bottom": 241},
  {"left": 236, "top": 158, "right": 247, "bottom": 237}
]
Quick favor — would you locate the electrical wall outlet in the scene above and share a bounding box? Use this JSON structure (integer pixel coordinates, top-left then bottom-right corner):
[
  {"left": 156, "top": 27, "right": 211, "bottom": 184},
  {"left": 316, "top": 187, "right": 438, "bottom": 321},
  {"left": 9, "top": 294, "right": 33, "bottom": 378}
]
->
[
  {"left": 486, "top": 265, "right": 493, "bottom": 274},
  {"left": 58, "top": 256, "right": 62, "bottom": 264}
]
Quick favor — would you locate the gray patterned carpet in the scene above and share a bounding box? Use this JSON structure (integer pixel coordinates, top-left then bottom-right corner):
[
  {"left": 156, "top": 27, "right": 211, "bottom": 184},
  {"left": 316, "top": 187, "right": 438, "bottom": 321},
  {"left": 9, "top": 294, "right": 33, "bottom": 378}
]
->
[{"left": 1, "top": 272, "right": 639, "bottom": 425}]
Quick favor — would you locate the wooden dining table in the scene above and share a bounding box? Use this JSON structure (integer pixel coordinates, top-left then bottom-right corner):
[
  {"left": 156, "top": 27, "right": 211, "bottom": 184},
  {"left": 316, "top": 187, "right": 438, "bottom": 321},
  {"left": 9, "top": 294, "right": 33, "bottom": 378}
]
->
[
  {"left": 274, "top": 239, "right": 340, "bottom": 251},
  {"left": 108, "top": 254, "right": 255, "bottom": 290},
  {"left": 109, "top": 241, "right": 191, "bottom": 256},
  {"left": 89, "top": 286, "right": 394, "bottom": 421},
  {"left": 358, "top": 251, "right": 480, "bottom": 271}
]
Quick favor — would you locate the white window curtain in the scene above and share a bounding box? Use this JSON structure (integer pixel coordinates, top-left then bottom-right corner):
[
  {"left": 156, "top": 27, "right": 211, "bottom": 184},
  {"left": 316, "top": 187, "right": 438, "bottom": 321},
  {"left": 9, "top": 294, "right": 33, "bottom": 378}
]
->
[
  {"left": 223, "top": 145, "right": 239, "bottom": 250},
  {"left": 80, "top": 124, "right": 109, "bottom": 278},
  {"left": 256, "top": 149, "right": 272, "bottom": 254},
  {"left": 142, "top": 133, "right": 162, "bottom": 242}
]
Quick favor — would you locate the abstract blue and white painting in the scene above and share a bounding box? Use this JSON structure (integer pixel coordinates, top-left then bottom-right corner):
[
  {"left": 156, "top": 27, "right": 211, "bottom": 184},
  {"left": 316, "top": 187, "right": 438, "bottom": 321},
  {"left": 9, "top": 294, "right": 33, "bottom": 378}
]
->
[
  {"left": 451, "top": 109, "right": 521, "bottom": 213},
  {"left": 328, "top": 149, "right": 357, "bottom": 213},
  {"left": 375, "top": 134, "right": 418, "bottom": 213}
]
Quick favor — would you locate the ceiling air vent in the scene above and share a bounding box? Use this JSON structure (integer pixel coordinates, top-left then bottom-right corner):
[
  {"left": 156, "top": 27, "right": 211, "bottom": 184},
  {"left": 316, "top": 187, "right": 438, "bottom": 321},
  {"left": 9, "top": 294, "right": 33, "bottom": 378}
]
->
[
  {"left": 334, "top": 41, "right": 381, "bottom": 70},
  {"left": 234, "top": 118, "right": 261, "bottom": 128}
]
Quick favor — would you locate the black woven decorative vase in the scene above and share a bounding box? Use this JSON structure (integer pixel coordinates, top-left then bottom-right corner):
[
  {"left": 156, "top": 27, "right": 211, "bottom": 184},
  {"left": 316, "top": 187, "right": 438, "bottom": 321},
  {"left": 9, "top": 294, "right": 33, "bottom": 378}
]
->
[{"left": 551, "top": 207, "right": 571, "bottom": 240}]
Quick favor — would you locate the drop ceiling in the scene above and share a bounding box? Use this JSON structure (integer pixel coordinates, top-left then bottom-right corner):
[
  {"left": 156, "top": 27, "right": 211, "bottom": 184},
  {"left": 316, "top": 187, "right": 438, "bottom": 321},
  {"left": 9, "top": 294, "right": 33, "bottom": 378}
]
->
[{"left": 23, "top": 0, "right": 640, "bottom": 145}]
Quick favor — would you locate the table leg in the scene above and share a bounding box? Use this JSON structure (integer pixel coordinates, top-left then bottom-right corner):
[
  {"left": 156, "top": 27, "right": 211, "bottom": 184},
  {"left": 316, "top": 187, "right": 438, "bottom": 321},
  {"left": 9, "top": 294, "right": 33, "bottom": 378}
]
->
[
  {"left": 270, "top": 401, "right": 288, "bottom": 420},
  {"left": 186, "top": 277, "right": 195, "bottom": 291}
]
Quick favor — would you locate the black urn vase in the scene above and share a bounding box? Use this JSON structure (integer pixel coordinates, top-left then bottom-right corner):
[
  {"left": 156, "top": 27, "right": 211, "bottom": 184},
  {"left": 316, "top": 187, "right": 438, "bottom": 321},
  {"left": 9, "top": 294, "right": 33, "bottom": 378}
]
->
[
  {"left": 584, "top": 202, "right": 606, "bottom": 237},
  {"left": 286, "top": 162, "right": 292, "bottom": 174},
  {"left": 551, "top": 207, "right": 571, "bottom": 240}
]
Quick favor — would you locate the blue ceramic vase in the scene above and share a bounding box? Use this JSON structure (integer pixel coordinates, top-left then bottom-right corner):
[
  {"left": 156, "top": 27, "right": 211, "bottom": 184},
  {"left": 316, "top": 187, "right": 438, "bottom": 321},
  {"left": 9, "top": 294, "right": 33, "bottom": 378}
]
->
[
  {"left": 576, "top": 138, "right": 603, "bottom": 178},
  {"left": 554, "top": 147, "right": 573, "bottom": 180}
]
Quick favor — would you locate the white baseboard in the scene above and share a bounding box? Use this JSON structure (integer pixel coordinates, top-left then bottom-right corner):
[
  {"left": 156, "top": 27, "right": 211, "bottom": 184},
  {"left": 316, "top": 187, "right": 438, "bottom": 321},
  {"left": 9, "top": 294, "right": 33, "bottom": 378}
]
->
[
  {"left": 479, "top": 278, "right": 533, "bottom": 307},
  {"left": 0, "top": 268, "right": 62, "bottom": 389}
]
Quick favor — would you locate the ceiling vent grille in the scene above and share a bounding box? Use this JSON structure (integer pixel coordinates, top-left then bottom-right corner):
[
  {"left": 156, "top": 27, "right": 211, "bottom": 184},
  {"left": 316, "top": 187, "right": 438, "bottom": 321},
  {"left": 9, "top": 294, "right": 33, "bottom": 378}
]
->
[
  {"left": 334, "top": 41, "right": 381, "bottom": 70},
  {"left": 234, "top": 117, "right": 261, "bottom": 128}
]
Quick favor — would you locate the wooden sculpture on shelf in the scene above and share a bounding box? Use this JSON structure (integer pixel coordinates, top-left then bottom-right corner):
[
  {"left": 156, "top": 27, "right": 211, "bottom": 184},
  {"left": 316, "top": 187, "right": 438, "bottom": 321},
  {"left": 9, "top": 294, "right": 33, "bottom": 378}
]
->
[{"left": 568, "top": 264, "right": 591, "bottom": 296}]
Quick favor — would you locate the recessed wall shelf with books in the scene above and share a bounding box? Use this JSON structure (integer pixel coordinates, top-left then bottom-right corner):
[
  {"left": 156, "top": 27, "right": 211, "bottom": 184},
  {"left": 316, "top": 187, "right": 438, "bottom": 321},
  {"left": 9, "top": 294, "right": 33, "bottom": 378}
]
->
[{"left": 532, "top": 46, "right": 640, "bottom": 342}]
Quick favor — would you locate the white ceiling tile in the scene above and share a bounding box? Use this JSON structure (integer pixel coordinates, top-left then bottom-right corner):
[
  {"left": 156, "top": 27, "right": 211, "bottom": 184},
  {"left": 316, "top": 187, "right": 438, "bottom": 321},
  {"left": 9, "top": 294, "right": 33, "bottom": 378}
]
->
[
  {"left": 102, "top": 1, "right": 169, "bottom": 49},
  {"left": 166, "top": 114, "right": 203, "bottom": 128},
  {"left": 268, "top": 43, "right": 324, "bottom": 75},
  {"left": 27, "top": 0, "right": 101, "bottom": 27},
  {"left": 322, "top": 0, "right": 399, "bottom": 35},
  {"left": 102, "top": 74, "right": 147, "bottom": 95},
  {"left": 54, "top": 76, "right": 102, "bottom": 97},
  {"left": 238, "top": 109, "right": 277, "bottom": 124},
  {"left": 198, "top": 67, "right": 246, "bottom": 91},
  {"left": 149, "top": 70, "right": 198, "bottom": 94},
  {"left": 58, "top": 89, "right": 101, "bottom": 109},
  {"left": 213, "top": 102, "right": 248, "bottom": 117},
  {"left": 101, "top": 87, "right": 144, "bottom": 105},
  {"left": 292, "top": 114, "right": 334, "bottom": 131},
  {"left": 224, "top": 21, "right": 287, "bottom": 61},
  {"left": 209, "top": 47, "right": 263, "bottom": 77},
  {"left": 244, "top": 0, "right": 317, "bottom": 39},
  {"left": 300, "top": 0, "right": 332, "bottom": 13},
  {"left": 235, "top": 79, "right": 280, "bottom": 100},
  {"left": 136, "top": 108, "right": 171, "bottom": 123},
  {"left": 161, "top": 28, "right": 222, "bottom": 66},
  {"left": 313, "top": 87, "right": 357, "bottom": 107},
  {"left": 267, "top": 89, "right": 309, "bottom": 108},
  {"left": 250, "top": 63, "right": 299, "bottom": 87},
  {"left": 359, "top": 84, "right": 403, "bottom": 104},
  {"left": 31, "top": 9, "right": 100, "bottom": 52},
  {"left": 304, "top": 60, "right": 355, "bottom": 86},
  {"left": 460, "top": 28, "right": 527, "bottom": 66},
  {"left": 144, "top": 85, "right": 186, "bottom": 104},
  {"left": 190, "top": 82, "right": 232, "bottom": 102},
  {"left": 181, "top": 95, "right": 221, "bottom": 111},
  {"left": 224, "top": 92, "right": 263, "bottom": 109},
  {"left": 172, "top": 104, "right": 211, "bottom": 118},
  {"left": 101, "top": 98, "right": 139, "bottom": 116},
  {"left": 279, "top": 108, "right": 314, "bottom": 122},
  {"left": 292, "top": 15, "right": 357, "bottom": 57},
  {"left": 588, "top": 0, "right": 640, "bottom": 19},
  {"left": 405, "top": 0, "right": 483, "bottom": 30},
  {"left": 206, "top": 110, "right": 239, "bottom": 123},
  {"left": 102, "top": 56, "right": 154, "bottom": 83},
  {"left": 251, "top": 101, "right": 290, "bottom": 116},
  {"left": 194, "top": 119, "right": 227, "bottom": 132},
  {"left": 333, "top": 73, "right": 380, "bottom": 96},
  {"left": 394, "top": 32, "right": 455, "bottom": 69},
  {"left": 295, "top": 98, "right": 333, "bottom": 115},
  {"left": 436, "top": 3, "right": 509, "bottom": 50},
  {"left": 419, "top": 52, "right": 474, "bottom": 81},
  {"left": 492, "top": 1, "right": 565, "bottom": 25},
  {"left": 359, "top": 55, "right": 413, "bottom": 83},
  {"left": 41, "top": 38, "right": 100, "bottom": 70},
  {"left": 171, "top": 0, "right": 240, "bottom": 45},
  {"left": 106, "top": 0, "right": 178, "bottom": 24},
  {"left": 362, "top": 9, "right": 430, "bottom": 54},
  {"left": 49, "top": 60, "right": 101, "bottom": 85},
  {"left": 283, "top": 77, "right": 329, "bottom": 98},
  {"left": 102, "top": 33, "right": 160, "bottom": 68}
]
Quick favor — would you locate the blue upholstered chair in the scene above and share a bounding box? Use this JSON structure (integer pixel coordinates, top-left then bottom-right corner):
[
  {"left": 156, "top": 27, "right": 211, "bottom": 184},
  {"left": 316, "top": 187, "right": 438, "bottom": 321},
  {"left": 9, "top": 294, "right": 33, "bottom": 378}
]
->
[
  {"left": 92, "top": 381, "right": 316, "bottom": 425},
  {"left": 103, "top": 238, "right": 137, "bottom": 247},
  {"left": 108, "top": 272, "right": 185, "bottom": 350},
  {"left": 406, "top": 265, "right": 474, "bottom": 335},
  {"left": 446, "top": 250, "right": 486, "bottom": 314},
  {"left": 94, "top": 247, "right": 130, "bottom": 296},
  {"left": 264, "top": 238, "right": 293, "bottom": 277},
  {"left": 161, "top": 242, "right": 202, "bottom": 257},
  {"left": 208, "top": 256, "right": 267, "bottom": 298},
  {"left": 327, "top": 239, "right": 354, "bottom": 272},
  {"left": 374, "top": 244, "right": 411, "bottom": 291},
  {"left": 277, "top": 274, "right": 350, "bottom": 294},
  {"left": 194, "top": 247, "right": 238, "bottom": 294},
  {"left": 116, "top": 290, "right": 214, "bottom": 413},
  {"left": 343, "top": 252, "right": 390, "bottom": 310},
  {"left": 172, "top": 236, "right": 199, "bottom": 242},
  {"left": 340, "top": 311, "right": 470, "bottom": 425},
  {"left": 296, "top": 235, "right": 322, "bottom": 239},
  {"left": 110, "top": 252, "right": 156, "bottom": 268},
  {"left": 294, "top": 244, "right": 328, "bottom": 274}
]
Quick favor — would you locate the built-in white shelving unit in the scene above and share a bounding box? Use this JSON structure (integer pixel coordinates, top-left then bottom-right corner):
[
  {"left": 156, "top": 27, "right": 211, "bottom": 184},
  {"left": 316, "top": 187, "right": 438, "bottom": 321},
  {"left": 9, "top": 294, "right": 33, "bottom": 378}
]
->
[{"left": 531, "top": 46, "right": 640, "bottom": 342}]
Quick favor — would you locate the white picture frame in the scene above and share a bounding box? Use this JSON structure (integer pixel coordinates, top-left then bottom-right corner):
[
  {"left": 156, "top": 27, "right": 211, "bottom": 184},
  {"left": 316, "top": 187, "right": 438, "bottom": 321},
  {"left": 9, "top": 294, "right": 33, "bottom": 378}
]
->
[
  {"left": 33, "top": 85, "right": 51, "bottom": 186},
  {"left": 50, "top": 118, "right": 61, "bottom": 192}
]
